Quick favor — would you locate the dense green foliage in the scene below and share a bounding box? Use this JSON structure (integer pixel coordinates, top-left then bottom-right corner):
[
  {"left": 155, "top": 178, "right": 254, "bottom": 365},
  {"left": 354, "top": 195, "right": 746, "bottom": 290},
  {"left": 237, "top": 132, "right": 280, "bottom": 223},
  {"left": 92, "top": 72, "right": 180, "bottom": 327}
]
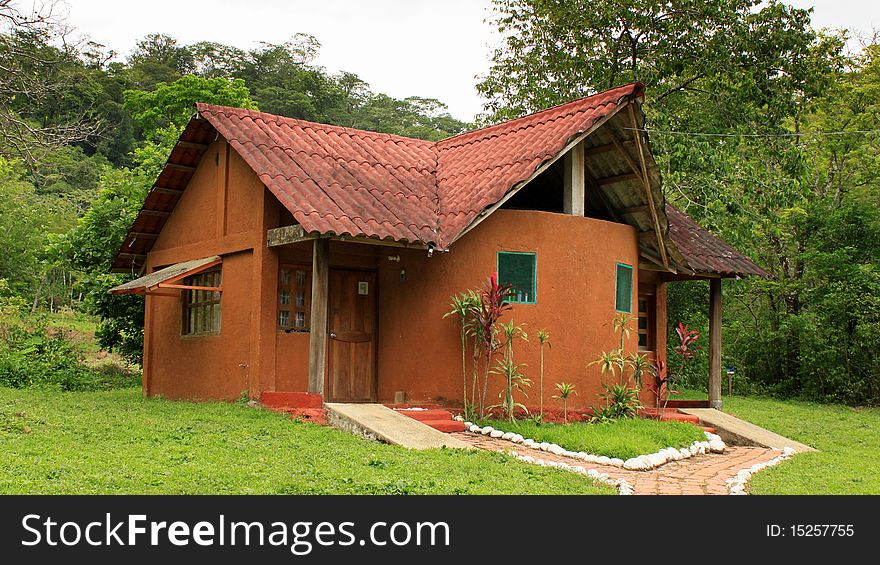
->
[
  {"left": 0, "top": 4, "right": 470, "bottom": 365},
  {"left": 479, "top": 0, "right": 880, "bottom": 405},
  {"left": 480, "top": 417, "right": 704, "bottom": 460},
  {"left": 0, "top": 387, "right": 612, "bottom": 494},
  {"left": 677, "top": 389, "right": 880, "bottom": 494},
  {"left": 0, "top": 305, "right": 139, "bottom": 391}
]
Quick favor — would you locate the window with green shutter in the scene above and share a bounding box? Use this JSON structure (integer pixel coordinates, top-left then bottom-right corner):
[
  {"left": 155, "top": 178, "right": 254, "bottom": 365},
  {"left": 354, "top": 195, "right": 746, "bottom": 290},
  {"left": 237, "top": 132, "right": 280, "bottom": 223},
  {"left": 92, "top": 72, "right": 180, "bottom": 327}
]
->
[
  {"left": 615, "top": 263, "right": 633, "bottom": 313},
  {"left": 497, "top": 251, "right": 537, "bottom": 304}
]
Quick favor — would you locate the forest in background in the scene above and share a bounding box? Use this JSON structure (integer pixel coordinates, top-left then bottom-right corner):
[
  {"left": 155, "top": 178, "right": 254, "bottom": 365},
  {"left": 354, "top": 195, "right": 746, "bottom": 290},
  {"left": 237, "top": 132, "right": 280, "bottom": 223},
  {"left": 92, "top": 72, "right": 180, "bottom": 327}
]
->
[{"left": 0, "top": 0, "right": 877, "bottom": 404}]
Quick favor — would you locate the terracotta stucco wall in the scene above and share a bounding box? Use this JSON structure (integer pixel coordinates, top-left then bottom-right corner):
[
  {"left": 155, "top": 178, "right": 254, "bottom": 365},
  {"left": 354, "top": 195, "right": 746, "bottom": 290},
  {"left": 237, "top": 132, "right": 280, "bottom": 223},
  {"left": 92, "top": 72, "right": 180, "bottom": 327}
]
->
[
  {"left": 371, "top": 209, "right": 641, "bottom": 413},
  {"left": 143, "top": 139, "right": 277, "bottom": 400}
]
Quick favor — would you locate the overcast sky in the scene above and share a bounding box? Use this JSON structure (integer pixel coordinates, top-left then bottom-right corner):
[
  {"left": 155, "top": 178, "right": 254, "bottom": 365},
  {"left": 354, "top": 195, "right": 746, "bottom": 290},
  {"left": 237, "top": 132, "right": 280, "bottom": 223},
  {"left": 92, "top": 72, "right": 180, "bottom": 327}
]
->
[{"left": 59, "top": 0, "right": 880, "bottom": 122}]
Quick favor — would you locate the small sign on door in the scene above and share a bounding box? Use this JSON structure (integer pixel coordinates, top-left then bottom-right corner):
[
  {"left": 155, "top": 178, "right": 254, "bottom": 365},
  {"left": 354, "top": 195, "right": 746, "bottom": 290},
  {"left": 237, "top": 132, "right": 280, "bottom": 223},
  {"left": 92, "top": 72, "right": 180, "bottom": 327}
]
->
[{"left": 358, "top": 281, "right": 369, "bottom": 295}]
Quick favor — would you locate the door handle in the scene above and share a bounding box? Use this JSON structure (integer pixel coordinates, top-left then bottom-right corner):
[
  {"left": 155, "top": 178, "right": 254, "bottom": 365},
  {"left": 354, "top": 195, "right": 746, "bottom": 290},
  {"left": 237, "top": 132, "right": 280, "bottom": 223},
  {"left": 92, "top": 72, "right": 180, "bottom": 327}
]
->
[{"left": 330, "top": 332, "right": 337, "bottom": 339}]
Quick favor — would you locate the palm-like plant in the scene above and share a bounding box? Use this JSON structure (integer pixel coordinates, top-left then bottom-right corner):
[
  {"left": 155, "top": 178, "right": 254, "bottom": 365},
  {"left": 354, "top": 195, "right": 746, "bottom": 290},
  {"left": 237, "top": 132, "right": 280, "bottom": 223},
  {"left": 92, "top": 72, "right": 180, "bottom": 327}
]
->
[
  {"left": 626, "top": 352, "right": 651, "bottom": 390},
  {"left": 443, "top": 290, "right": 480, "bottom": 418},
  {"left": 590, "top": 349, "right": 625, "bottom": 385},
  {"left": 553, "top": 382, "right": 577, "bottom": 423},
  {"left": 493, "top": 320, "right": 528, "bottom": 421},
  {"left": 612, "top": 312, "right": 633, "bottom": 350},
  {"left": 536, "top": 328, "right": 551, "bottom": 416},
  {"left": 491, "top": 355, "right": 531, "bottom": 422}
]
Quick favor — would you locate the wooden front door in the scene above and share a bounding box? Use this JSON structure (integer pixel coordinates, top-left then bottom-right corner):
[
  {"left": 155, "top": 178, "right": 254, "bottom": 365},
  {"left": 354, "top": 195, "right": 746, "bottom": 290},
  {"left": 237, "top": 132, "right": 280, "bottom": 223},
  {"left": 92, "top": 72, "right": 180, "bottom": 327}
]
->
[{"left": 327, "top": 269, "right": 378, "bottom": 402}]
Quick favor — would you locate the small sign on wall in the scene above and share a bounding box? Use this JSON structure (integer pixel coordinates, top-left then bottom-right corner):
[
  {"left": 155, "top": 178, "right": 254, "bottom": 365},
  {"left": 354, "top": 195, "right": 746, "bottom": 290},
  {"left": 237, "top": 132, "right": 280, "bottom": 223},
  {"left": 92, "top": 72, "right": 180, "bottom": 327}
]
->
[{"left": 358, "top": 281, "right": 369, "bottom": 295}]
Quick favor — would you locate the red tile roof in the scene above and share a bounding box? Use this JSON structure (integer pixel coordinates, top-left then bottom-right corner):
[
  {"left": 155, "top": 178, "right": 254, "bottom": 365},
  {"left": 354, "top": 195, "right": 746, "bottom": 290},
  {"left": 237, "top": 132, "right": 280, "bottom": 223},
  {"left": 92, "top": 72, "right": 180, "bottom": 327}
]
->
[
  {"left": 195, "top": 82, "right": 644, "bottom": 248},
  {"left": 435, "top": 83, "right": 644, "bottom": 241},
  {"left": 666, "top": 204, "right": 770, "bottom": 278},
  {"left": 199, "top": 105, "right": 441, "bottom": 245},
  {"left": 113, "top": 82, "right": 768, "bottom": 279}
]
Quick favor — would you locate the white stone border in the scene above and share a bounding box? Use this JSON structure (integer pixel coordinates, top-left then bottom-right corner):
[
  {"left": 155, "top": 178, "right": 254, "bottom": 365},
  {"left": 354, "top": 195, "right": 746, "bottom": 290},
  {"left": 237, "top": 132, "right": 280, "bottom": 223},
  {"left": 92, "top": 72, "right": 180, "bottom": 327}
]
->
[
  {"left": 725, "top": 447, "right": 795, "bottom": 495},
  {"left": 509, "top": 451, "right": 635, "bottom": 495},
  {"left": 462, "top": 421, "right": 727, "bottom": 471}
]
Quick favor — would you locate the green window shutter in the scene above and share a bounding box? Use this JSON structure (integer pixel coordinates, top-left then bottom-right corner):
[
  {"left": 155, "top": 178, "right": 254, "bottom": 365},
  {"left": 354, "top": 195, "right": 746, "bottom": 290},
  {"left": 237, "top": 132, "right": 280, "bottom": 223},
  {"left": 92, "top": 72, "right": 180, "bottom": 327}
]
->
[
  {"left": 497, "top": 252, "right": 537, "bottom": 304},
  {"left": 615, "top": 263, "right": 633, "bottom": 313}
]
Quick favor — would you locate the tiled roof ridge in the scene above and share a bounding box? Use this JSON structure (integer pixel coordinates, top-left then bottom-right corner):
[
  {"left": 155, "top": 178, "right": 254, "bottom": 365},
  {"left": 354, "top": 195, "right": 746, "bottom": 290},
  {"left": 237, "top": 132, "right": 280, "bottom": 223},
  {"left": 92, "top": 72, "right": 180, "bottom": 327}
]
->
[
  {"left": 196, "top": 103, "right": 436, "bottom": 147},
  {"left": 435, "top": 82, "right": 644, "bottom": 148},
  {"left": 436, "top": 97, "right": 620, "bottom": 154}
]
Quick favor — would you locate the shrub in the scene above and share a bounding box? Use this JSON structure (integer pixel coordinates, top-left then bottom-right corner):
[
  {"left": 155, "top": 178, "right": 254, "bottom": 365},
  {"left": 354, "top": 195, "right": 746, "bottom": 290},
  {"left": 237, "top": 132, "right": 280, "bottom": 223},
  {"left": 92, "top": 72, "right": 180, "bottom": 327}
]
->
[
  {"left": 591, "top": 384, "right": 642, "bottom": 423},
  {"left": 0, "top": 317, "right": 139, "bottom": 391}
]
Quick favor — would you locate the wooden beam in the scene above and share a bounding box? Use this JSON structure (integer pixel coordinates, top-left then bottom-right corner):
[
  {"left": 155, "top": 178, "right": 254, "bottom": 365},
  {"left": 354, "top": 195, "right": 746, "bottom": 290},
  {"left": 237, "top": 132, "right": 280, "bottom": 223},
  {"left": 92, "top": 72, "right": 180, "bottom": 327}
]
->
[
  {"left": 139, "top": 210, "right": 171, "bottom": 218},
  {"left": 708, "top": 278, "right": 723, "bottom": 410},
  {"left": 156, "top": 284, "right": 223, "bottom": 292},
  {"left": 175, "top": 141, "right": 209, "bottom": 151},
  {"left": 584, "top": 138, "right": 634, "bottom": 157},
  {"left": 563, "top": 140, "right": 586, "bottom": 215},
  {"left": 308, "top": 238, "right": 330, "bottom": 395},
  {"left": 267, "top": 224, "right": 322, "bottom": 247},
  {"left": 166, "top": 163, "right": 197, "bottom": 173},
  {"left": 151, "top": 187, "right": 184, "bottom": 196},
  {"left": 269, "top": 226, "right": 432, "bottom": 250},
  {"left": 640, "top": 247, "right": 678, "bottom": 275},
  {"left": 620, "top": 205, "right": 649, "bottom": 215},
  {"left": 594, "top": 171, "right": 641, "bottom": 186},
  {"left": 627, "top": 102, "right": 669, "bottom": 269},
  {"left": 333, "top": 234, "right": 429, "bottom": 250}
]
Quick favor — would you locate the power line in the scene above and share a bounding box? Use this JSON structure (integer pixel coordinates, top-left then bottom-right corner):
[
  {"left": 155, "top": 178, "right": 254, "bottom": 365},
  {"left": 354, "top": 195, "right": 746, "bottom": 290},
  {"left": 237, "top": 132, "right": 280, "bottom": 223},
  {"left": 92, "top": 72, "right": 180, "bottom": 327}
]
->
[{"left": 625, "top": 127, "right": 880, "bottom": 138}]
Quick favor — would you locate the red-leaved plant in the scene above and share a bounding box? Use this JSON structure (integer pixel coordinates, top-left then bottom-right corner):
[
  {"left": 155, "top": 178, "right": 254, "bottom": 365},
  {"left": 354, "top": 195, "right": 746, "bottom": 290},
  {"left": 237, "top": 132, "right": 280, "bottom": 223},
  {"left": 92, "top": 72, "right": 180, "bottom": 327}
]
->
[
  {"left": 647, "top": 359, "right": 680, "bottom": 408},
  {"left": 674, "top": 322, "right": 701, "bottom": 358},
  {"left": 650, "top": 322, "right": 701, "bottom": 407},
  {"left": 474, "top": 272, "right": 512, "bottom": 417}
]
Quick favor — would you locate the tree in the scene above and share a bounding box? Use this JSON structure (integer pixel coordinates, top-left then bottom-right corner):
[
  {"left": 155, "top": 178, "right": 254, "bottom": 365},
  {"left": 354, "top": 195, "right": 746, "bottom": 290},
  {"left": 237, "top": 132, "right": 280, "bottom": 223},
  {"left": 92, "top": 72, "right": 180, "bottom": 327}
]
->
[
  {"left": 126, "top": 33, "right": 195, "bottom": 88},
  {"left": 477, "top": 0, "right": 838, "bottom": 124},
  {"left": 124, "top": 74, "right": 257, "bottom": 141},
  {"left": 0, "top": 2, "right": 103, "bottom": 166}
]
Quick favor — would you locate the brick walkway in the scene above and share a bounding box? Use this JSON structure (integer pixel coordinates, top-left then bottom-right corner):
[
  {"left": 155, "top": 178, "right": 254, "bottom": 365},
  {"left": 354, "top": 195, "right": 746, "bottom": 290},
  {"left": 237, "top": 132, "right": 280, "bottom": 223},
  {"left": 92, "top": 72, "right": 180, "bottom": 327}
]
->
[{"left": 451, "top": 432, "right": 783, "bottom": 495}]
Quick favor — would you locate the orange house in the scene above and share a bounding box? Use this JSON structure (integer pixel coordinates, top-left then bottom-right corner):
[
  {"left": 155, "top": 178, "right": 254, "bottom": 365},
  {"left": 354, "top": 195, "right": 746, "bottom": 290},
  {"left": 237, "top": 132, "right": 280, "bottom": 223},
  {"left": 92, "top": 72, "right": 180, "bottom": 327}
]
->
[{"left": 110, "top": 83, "right": 767, "bottom": 414}]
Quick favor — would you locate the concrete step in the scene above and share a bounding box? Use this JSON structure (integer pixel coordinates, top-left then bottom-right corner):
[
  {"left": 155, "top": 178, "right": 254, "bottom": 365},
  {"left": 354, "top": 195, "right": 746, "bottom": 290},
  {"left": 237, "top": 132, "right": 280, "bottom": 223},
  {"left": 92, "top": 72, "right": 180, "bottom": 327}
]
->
[
  {"left": 326, "top": 403, "right": 473, "bottom": 450},
  {"left": 679, "top": 408, "right": 816, "bottom": 452}
]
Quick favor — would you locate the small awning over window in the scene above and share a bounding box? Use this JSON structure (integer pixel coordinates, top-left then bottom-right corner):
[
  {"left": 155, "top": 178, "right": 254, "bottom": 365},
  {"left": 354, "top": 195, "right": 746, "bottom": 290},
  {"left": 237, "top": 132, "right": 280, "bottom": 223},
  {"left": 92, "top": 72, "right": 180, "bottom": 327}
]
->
[{"left": 108, "top": 256, "right": 222, "bottom": 295}]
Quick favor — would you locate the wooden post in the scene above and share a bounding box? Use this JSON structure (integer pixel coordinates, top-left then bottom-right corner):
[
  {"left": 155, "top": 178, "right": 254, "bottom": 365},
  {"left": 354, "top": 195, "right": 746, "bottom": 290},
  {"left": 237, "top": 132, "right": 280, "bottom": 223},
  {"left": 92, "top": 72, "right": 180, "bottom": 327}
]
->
[
  {"left": 308, "top": 238, "right": 330, "bottom": 395},
  {"left": 708, "top": 278, "right": 723, "bottom": 410},
  {"left": 563, "top": 141, "right": 585, "bottom": 216}
]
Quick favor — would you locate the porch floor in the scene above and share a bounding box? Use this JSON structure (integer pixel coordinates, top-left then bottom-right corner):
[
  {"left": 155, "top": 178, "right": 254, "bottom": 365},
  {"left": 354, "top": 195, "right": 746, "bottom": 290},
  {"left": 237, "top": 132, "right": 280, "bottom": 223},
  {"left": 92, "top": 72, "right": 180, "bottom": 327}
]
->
[
  {"left": 325, "top": 403, "right": 474, "bottom": 450},
  {"left": 679, "top": 408, "right": 816, "bottom": 453}
]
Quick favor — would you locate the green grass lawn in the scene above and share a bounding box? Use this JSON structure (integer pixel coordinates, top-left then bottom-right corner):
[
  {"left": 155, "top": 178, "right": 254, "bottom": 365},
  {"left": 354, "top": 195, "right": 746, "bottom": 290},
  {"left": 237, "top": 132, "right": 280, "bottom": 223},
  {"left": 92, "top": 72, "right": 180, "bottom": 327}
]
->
[
  {"left": 0, "top": 387, "right": 613, "bottom": 495},
  {"left": 677, "top": 390, "right": 880, "bottom": 494},
  {"left": 479, "top": 418, "right": 706, "bottom": 460}
]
